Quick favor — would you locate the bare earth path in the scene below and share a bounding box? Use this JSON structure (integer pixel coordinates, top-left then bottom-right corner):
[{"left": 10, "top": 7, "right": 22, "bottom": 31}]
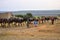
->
[{"left": 0, "top": 20, "right": 60, "bottom": 40}]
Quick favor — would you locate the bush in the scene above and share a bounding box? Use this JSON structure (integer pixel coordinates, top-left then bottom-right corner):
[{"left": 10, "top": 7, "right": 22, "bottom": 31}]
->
[{"left": 15, "top": 15, "right": 24, "bottom": 18}]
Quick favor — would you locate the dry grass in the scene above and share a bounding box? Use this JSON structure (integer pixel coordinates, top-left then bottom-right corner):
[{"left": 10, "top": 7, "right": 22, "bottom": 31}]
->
[{"left": 0, "top": 20, "right": 60, "bottom": 40}]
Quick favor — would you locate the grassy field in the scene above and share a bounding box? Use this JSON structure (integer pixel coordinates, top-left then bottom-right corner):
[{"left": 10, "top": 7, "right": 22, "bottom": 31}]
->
[{"left": 0, "top": 20, "right": 60, "bottom": 40}]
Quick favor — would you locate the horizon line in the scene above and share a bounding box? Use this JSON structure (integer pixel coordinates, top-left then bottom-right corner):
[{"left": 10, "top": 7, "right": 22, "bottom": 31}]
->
[{"left": 0, "top": 9, "right": 60, "bottom": 12}]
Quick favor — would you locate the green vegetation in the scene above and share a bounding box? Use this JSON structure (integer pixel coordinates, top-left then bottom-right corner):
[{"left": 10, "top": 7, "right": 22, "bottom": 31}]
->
[
  {"left": 26, "top": 13, "right": 33, "bottom": 18},
  {"left": 15, "top": 15, "right": 24, "bottom": 18},
  {"left": 15, "top": 13, "right": 33, "bottom": 18}
]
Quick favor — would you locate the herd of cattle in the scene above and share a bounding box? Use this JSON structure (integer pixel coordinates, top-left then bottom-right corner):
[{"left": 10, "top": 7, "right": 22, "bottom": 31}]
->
[{"left": 0, "top": 16, "right": 59, "bottom": 28}]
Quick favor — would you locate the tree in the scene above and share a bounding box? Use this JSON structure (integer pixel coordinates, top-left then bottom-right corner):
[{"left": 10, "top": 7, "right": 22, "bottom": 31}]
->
[{"left": 26, "top": 13, "right": 33, "bottom": 18}]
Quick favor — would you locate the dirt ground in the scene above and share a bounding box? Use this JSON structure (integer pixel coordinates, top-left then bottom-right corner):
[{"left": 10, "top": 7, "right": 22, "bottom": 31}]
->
[{"left": 0, "top": 20, "right": 60, "bottom": 40}]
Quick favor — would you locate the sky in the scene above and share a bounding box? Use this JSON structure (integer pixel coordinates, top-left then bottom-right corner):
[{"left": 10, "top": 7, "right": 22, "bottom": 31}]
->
[{"left": 0, "top": 0, "right": 60, "bottom": 11}]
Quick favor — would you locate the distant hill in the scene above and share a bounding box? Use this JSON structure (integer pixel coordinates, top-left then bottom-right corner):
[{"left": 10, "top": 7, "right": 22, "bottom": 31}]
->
[{"left": 0, "top": 10, "right": 60, "bottom": 16}]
